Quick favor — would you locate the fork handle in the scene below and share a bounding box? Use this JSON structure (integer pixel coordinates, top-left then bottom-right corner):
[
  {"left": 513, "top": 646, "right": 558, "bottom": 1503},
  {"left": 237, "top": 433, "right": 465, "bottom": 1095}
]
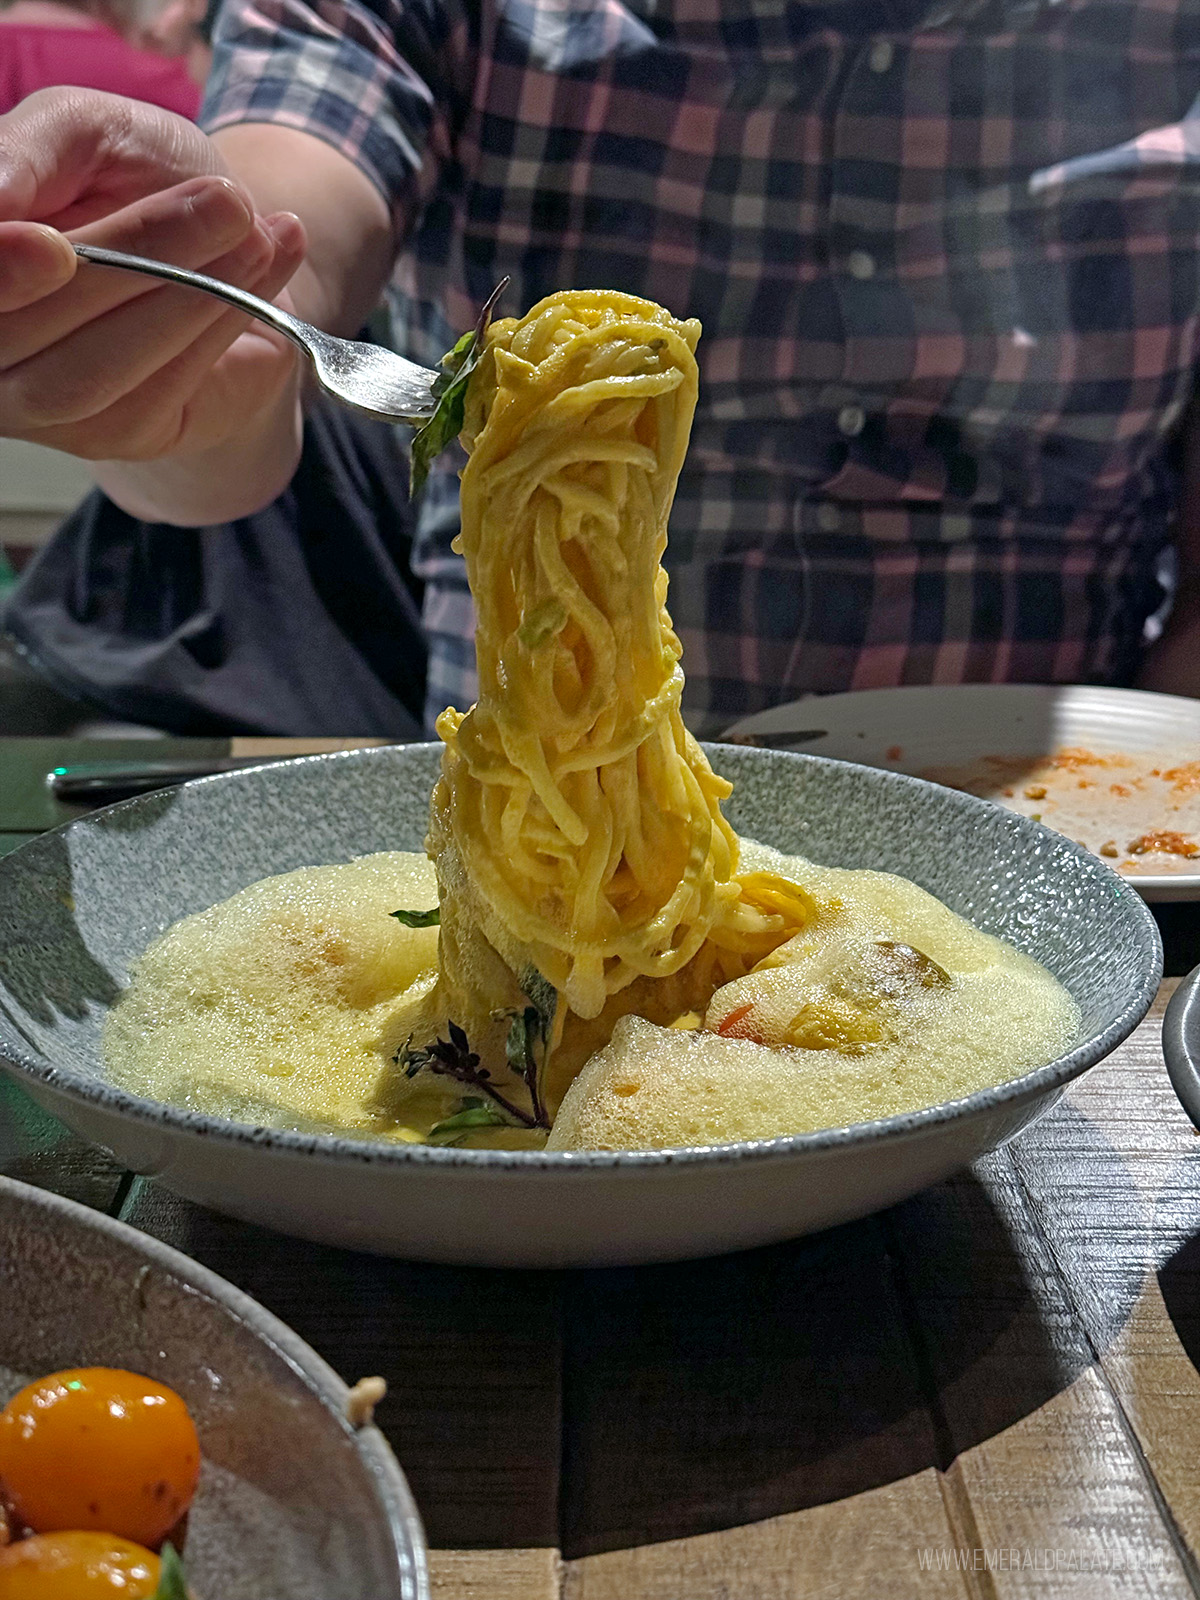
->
[{"left": 72, "top": 243, "right": 311, "bottom": 352}]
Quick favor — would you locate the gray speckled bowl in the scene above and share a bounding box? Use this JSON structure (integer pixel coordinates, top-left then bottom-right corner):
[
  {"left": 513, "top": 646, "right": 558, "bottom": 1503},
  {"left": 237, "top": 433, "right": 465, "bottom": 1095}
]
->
[
  {"left": 0, "top": 1173, "right": 428, "bottom": 1597},
  {"left": 0, "top": 744, "right": 1161, "bottom": 1267},
  {"left": 1162, "top": 966, "right": 1200, "bottom": 1130}
]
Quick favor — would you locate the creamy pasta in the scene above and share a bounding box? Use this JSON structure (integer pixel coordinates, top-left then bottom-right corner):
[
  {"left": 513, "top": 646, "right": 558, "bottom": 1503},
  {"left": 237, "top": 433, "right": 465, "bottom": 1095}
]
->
[
  {"left": 426, "top": 293, "right": 812, "bottom": 1090},
  {"left": 103, "top": 291, "right": 1080, "bottom": 1152}
]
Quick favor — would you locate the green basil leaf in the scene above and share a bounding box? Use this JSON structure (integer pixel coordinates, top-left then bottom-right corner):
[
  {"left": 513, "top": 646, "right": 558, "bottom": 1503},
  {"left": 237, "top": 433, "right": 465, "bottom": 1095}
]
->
[
  {"left": 409, "top": 378, "right": 471, "bottom": 498},
  {"left": 428, "top": 1102, "right": 512, "bottom": 1142},
  {"left": 389, "top": 906, "right": 441, "bottom": 927},
  {"left": 432, "top": 328, "right": 476, "bottom": 400},
  {"left": 409, "top": 278, "right": 509, "bottom": 497},
  {"left": 153, "top": 1544, "right": 190, "bottom": 1600}
]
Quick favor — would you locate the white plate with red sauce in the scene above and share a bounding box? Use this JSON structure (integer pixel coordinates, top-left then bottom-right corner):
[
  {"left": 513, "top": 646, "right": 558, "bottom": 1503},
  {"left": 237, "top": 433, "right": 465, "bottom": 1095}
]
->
[{"left": 723, "top": 684, "right": 1200, "bottom": 902}]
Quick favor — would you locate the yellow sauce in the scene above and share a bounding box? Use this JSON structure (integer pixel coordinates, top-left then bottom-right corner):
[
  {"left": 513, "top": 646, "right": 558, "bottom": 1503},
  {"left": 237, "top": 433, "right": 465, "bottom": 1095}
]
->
[{"left": 103, "top": 840, "right": 1078, "bottom": 1151}]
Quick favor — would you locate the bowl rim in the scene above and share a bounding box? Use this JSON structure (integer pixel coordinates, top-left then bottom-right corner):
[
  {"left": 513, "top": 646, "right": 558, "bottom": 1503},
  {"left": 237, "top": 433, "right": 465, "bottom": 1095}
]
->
[
  {"left": 0, "top": 1170, "right": 429, "bottom": 1599},
  {"left": 1162, "top": 965, "right": 1200, "bottom": 1131},
  {"left": 0, "top": 743, "right": 1164, "bottom": 1173}
]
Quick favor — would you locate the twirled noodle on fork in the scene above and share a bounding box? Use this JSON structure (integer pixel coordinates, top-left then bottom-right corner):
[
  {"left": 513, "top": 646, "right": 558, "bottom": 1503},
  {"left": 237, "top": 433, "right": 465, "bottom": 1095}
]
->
[{"left": 428, "top": 292, "right": 813, "bottom": 1102}]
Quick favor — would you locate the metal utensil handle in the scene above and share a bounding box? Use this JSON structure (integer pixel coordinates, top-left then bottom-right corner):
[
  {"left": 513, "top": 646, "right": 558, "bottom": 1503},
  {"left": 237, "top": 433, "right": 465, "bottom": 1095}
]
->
[
  {"left": 73, "top": 243, "right": 309, "bottom": 352},
  {"left": 49, "top": 756, "right": 291, "bottom": 804}
]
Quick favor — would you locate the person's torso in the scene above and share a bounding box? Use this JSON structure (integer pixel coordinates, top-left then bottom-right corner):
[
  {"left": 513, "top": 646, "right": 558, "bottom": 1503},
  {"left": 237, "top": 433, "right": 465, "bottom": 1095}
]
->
[{"left": 396, "top": 0, "right": 1200, "bottom": 561}]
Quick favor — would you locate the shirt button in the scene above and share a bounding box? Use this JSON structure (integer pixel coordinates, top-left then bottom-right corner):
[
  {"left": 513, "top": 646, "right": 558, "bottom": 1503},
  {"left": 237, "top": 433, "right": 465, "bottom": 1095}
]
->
[
  {"left": 868, "top": 38, "right": 894, "bottom": 72},
  {"left": 815, "top": 502, "right": 842, "bottom": 533},
  {"left": 847, "top": 249, "right": 876, "bottom": 280},
  {"left": 837, "top": 404, "right": 867, "bottom": 438}
]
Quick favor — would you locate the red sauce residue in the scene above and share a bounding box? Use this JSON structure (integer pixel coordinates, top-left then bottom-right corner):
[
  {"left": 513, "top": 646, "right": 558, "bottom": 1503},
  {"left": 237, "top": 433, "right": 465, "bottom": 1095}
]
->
[
  {"left": 1164, "top": 762, "right": 1200, "bottom": 796},
  {"left": 716, "top": 1002, "right": 760, "bottom": 1040},
  {"left": 1049, "top": 747, "right": 1129, "bottom": 771},
  {"left": 1127, "top": 830, "right": 1200, "bottom": 859},
  {"left": 925, "top": 745, "right": 1200, "bottom": 875},
  {"left": 886, "top": 745, "right": 903, "bottom": 761}
]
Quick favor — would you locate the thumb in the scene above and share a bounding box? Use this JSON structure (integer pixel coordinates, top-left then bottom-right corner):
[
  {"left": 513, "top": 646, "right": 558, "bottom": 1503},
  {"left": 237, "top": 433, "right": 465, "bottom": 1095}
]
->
[{"left": 0, "top": 86, "right": 228, "bottom": 228}]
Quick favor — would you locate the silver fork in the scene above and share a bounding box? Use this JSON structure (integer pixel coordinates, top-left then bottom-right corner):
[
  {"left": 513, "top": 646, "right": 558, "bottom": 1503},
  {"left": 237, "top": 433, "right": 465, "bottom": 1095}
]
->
[{"left": 73, "top": 244, "right": 505, "bottom": 426}]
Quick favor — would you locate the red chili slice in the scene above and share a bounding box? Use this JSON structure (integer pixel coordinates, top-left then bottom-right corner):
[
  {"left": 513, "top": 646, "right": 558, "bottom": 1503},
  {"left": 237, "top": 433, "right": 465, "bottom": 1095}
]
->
[{"left": 716, "top": 1002, "right": 760, "bottom": 1040}]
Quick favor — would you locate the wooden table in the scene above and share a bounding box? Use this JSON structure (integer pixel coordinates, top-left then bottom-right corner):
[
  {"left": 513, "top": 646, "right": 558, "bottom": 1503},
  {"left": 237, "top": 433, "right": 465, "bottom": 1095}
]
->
[{"left": 3, "top": 738, "right": 1200, "bottom": 1598}]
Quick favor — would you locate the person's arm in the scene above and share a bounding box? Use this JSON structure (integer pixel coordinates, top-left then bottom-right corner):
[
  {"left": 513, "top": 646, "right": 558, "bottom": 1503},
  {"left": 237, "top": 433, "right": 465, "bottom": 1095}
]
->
[
  {"left": 0, "top": 0, "right": 447, "bottom": 523},
  {"left": 215, "top": 125, "right": 395, "bottom": 338},
  {"left": 1136, "top": 402, "right": 1200, "bottom": 697},
  {"left": 0, "top": 88, "right": 309, "bottom": 521},
  {"left": 91, "top": 123, "right": 395, "bottom": 523}
]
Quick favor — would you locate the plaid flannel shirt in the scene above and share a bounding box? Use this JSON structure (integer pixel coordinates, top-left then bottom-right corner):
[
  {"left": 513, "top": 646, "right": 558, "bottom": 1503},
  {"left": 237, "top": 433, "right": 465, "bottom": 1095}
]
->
[{"left": 204, "top": 0, "right": 1200, "bottom": 734}]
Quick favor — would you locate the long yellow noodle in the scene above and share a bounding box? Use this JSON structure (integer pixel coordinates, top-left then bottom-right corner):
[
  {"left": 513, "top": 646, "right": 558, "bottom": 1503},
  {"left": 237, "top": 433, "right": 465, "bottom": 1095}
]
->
[{"left": 429, "top": 291, "right": 811, "bottom": 1030}]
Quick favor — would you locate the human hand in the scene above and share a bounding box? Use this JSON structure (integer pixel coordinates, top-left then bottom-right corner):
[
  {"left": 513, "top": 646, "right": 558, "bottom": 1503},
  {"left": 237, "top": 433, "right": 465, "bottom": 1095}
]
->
[{"left": 0, "top": 87, "right": 306, "bottom": 463}]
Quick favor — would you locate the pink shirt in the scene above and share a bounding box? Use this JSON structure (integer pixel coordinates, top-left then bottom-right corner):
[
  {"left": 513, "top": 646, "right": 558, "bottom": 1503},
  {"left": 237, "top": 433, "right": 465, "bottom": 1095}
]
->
[{"left": 0, "top": 21, "right": 201, "bottom": 116}]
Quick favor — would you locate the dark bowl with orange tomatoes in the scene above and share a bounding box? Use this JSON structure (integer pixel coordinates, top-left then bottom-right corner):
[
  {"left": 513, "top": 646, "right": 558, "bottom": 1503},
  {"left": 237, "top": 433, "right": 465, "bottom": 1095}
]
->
[{"left": 0, "top": 1175, "right": 427, "bottom": 1599}]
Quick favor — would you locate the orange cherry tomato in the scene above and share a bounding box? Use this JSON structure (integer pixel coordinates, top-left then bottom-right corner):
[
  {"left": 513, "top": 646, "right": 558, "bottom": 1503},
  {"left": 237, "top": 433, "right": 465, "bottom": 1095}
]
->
[
  {"left": 0, "top": 1531, "right": 160, "bottom": 1598},
  {"left": 0, "top": 1368, "right": 200, "bottom": 1546}
]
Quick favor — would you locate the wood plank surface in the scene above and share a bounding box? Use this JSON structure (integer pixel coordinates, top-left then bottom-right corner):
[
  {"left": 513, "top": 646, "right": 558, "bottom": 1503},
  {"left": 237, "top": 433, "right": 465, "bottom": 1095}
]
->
[
  {"left": 889, "top": 1163, "right": 1195, "bottom": 1597},
  {"left": 0, "top": 1075, "right": 126, "bottom": 1210},
  {"left": 560, "top": 1057, "right": 1200, "bottom": 1600},
  {"left": 1005, "top": 981, "right": 1200, "bottom": 1590},
  {"left": 118, "top": 1178, "right": 564, "bottom": 1554},
  {"left": 558, "top": 1217, "right": 963, "bottom": 1598},
  {"left": 229, "top": 738, "right": 392, "bottom": 757},
  {"left": 563, "top": 1483, "right": 964, "bottom": 1600},
  {"left": 429, "top": 1549, "right": 560, "bottom": 1598}
]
